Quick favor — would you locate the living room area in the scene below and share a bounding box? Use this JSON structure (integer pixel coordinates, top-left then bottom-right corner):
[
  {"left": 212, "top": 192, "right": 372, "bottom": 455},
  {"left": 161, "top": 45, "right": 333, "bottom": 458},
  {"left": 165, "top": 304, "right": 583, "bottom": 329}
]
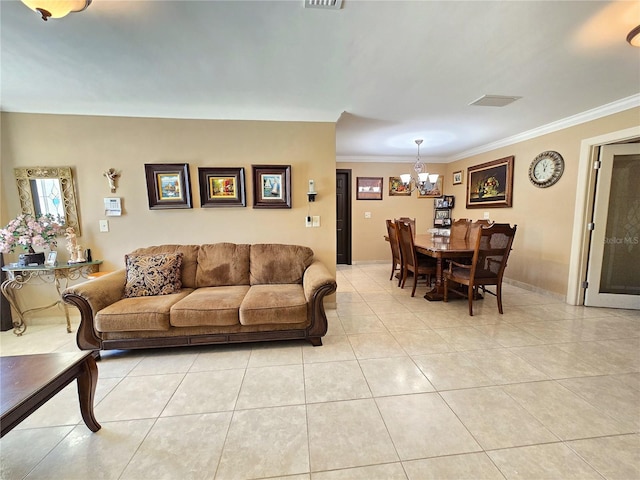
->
[{"left": 1, "top": 262, "right": 639, "bottom": 479}]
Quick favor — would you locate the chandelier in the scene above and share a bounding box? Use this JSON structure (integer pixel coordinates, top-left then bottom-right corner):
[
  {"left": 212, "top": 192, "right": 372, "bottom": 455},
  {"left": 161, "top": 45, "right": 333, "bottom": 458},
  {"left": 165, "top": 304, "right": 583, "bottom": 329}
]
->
[
  {"left": 400, "top": 139, "right": 439, "bottom": 192},
  {"left": 20, "top": 0, "right": 91, "bottom": 21}
]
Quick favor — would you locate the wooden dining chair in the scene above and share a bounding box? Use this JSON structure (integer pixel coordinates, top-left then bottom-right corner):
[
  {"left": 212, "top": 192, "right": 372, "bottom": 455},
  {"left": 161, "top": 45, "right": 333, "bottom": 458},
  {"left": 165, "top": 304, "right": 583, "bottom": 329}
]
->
[
  {"left": 397, "top": 221, "right": 437, "bottom": 297},
  {"left": 450, "top": 218, "right": 471, "bottom": 240},
  {"left": 396, "top": 217, "right": 416, "bottom": 236},
  {"left": 386, "top": 219, "right": 403, "bottom": 285},
  {"left": 472, "top": 219, "right": 493, "bottom": 227},
  {"left": 443, "top": 223, "right": 517, "bottom": 315}
]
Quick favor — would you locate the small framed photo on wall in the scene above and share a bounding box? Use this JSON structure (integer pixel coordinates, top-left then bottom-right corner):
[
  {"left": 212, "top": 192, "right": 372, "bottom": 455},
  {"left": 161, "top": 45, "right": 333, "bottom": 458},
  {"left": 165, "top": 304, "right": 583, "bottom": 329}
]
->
[
  {"left": 252, "top": 165, "right": 292, "bottom": 208},
  {"left": 198, "top": 167, "right": 246, "bottom": 207},
  {"left": 144, "top": 163, "right": 193, "bottom": 210},
  {"left": 356, "top": 177, "right": 383, "bottom": 200}
]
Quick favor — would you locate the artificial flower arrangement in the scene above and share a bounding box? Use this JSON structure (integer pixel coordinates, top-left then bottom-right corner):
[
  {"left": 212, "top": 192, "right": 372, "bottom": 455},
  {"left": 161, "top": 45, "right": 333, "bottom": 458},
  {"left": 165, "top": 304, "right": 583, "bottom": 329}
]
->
[{"left": 0, "top": 213, "right": 63, "bottom": 255}]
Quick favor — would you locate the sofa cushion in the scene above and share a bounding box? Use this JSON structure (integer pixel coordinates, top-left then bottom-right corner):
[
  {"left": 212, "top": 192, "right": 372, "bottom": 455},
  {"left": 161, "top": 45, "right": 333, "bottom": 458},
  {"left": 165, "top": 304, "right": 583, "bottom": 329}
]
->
[
  {"left": 95, "top": 289, "right": 193, "bottom": 332},
  {"left": 124, "top": 253, "right": 183, "bottom": 298},
  {"left": 240, "top": 284, "right": 308, "bottom": 325},
  {"left": 196, "top": 243, "right": 250, "bottom": 287},
  {"left": 249, "top": 244, "right": 314, "bottom": 285},
  {"left": 130, "top": 245, "right": 200, "bottom": 288},
  {"left": 170, "top": 286, "right": 250, "bottom": 327}
]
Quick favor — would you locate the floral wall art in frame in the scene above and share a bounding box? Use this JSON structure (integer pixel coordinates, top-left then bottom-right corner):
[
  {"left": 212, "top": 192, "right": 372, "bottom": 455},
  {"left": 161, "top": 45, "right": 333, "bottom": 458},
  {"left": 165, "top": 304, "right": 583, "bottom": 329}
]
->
[
  {"left": 389, "top": 177, "right": 411, "bottom": 196},
  {"left": 198, "top": 167, "right": 246, "bottom": 207},
  {"left": 144, "top": 163, "right": 193, "bottom": 210},
  {"left": 466, "top": 156, "right": 514, "bottom": 208}
]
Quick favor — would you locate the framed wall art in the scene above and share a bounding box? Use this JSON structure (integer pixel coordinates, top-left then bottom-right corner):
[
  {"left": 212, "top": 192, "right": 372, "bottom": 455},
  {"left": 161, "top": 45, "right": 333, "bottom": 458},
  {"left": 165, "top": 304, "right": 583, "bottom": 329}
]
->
[
  {"left": 356, "top": 177, "right": 383, "bottom": 200},
  {"left": 389, "top": 177, "right": 411, "bottom": 196},
  {"left": 252, "top": 165, "right": 291, "bottom": 209},
  {"left": 453, "top": 170, "right": 463, "bottom": 185},
  {"left": 417, "top": 177, "right": 443, "bottom": 198},
  {"left": 466, "top": 156, "right": 514, "bottom": 208},
  {"left": 198, "top": 167, "right": 246, "bottom": 207},
  {"left": 144, "top": 163, "right": 192, "bottom": 210}
]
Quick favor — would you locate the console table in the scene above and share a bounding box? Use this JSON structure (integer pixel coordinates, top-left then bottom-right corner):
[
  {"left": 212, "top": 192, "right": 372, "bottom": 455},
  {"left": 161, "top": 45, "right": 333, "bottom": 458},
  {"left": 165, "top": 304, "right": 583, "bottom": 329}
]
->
[{"left": 1, "top": 261, "right": 102, "bottom": 336}]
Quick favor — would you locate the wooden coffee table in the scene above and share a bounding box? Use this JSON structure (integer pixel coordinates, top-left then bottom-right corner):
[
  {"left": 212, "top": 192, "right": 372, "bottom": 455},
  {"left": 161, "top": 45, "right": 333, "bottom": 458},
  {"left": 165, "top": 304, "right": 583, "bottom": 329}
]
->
[{"left": 0, "top": 352, "right": 101, "bottom": 437}]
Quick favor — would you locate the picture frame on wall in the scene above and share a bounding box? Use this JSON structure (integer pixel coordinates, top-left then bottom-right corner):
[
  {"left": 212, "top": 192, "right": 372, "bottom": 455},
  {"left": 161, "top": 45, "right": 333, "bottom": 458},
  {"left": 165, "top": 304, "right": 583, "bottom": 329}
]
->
[
  {"left": 466, "top": 156, "right": 514, "bottom": 208},
  {"left": 417, "top": 177, "right": 443, "bottom": 198},
  {"left": 144, "top": 163, "right": 192, "bottom": 210},
  {"left": 356, "top": 177, "right": 383, "bottom": 200},
  {"left": 388, "top": 177, "right": 411, "bottom": 196},
  {"left": 453, "top": 170, "right": 463, "bottom": 185},
  {"left": 198, "top": 167, "right": 246, "bottom": 207},
  {"left": 252, "top": 165, "right": 291, "bottom": 208}
]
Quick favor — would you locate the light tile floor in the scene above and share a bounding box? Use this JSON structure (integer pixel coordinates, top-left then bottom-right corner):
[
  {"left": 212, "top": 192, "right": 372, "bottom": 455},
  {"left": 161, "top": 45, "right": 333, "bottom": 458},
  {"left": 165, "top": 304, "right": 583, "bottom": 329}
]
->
[{"left": 1, "top": 263, "right": 639, "bottom": 479}]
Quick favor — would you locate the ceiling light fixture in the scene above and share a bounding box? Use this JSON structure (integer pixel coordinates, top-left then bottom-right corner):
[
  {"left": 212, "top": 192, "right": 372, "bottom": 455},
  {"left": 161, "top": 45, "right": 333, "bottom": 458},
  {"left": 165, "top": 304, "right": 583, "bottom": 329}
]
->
[
  {"left": 400, "top": 140, "right": 439, "bottom": 193},
  {"left": 21, "top": 0, "right": 91, "bottom": 21},
  {"left": 627, "top": 25, "right": 640, "bottom": 46}
]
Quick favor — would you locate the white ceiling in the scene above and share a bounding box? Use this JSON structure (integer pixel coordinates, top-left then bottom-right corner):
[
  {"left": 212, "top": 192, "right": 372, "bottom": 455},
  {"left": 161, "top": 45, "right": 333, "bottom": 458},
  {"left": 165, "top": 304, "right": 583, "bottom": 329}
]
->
[{"left": 1, "top": 0, "right": 639, "bottom": 161}]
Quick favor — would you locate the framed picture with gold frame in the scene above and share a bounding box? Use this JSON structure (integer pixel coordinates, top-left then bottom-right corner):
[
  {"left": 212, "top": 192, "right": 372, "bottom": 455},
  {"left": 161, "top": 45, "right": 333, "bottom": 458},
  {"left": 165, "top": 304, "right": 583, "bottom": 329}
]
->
[
  {"left": 389, "top": 177, "right": 411, "bottom": 196},
  {"left": 466, "top": 156, "right": 514, "bottom": 208},
  {"left": 198, "top": 167, "right": 246, "bottom": 207},
  {"left": 145, "top": 163, "right": 192, "bottom": 210}
]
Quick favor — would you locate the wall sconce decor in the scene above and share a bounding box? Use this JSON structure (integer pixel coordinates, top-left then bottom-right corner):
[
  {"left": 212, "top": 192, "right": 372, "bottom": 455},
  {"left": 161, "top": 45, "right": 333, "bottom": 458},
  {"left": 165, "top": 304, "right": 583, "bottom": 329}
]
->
[{"left": 307, "top": 179, "right": 317, "bottom": 202}]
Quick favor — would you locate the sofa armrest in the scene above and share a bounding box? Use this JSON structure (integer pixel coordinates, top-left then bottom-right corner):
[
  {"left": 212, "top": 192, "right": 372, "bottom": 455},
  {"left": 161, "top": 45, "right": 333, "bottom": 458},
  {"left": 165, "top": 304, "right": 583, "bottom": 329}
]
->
[
  {"left": 62, "top": 269, "right": 126, "bottom": 350},
  {"left": 303, "top": 260, "right": 337, "bottom": 340}
]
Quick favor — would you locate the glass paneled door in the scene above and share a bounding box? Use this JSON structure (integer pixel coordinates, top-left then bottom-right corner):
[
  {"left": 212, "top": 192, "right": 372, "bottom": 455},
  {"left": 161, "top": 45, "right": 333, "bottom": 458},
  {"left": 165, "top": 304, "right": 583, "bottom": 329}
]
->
[{"left": 585, "top": 143, "right": 640, "bottom": 309}]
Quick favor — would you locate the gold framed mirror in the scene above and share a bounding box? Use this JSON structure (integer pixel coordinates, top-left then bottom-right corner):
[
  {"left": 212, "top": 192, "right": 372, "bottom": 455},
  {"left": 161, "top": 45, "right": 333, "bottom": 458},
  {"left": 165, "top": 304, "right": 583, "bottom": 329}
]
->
[{"left": 14, "top": 166, "right": 81, "bottom": 236}]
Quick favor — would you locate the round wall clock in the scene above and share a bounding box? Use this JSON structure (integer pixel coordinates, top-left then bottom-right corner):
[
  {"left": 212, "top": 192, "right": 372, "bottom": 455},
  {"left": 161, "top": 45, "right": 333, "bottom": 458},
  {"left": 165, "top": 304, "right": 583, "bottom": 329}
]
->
[{"left": 529, "top": 150, "right": 564, "bottom": 188}]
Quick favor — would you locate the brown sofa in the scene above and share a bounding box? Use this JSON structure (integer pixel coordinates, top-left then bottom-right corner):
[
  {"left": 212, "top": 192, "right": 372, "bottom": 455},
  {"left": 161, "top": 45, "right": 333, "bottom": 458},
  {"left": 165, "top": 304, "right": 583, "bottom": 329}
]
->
[{"left": 62, "top": 243, "right": 337, "bottom": 352}]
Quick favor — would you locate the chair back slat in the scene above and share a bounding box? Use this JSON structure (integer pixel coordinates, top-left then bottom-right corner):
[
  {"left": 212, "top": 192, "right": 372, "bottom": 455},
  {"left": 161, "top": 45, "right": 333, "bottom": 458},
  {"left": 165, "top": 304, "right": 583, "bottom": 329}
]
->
[
  {"left": 386, "top": 219, "right": 402, "bottom": 264},
  {"left": 450, "top": 218, "right": 471, "bottom": 240},
  {"left": 471, "top": 223, "right": 517, "bottom": 279},
  {"left": 396, "top": 217, "right": 416, "bottom": 236},
  {"left": 397, "top": 221, "right": 417, "bottom": 268}
]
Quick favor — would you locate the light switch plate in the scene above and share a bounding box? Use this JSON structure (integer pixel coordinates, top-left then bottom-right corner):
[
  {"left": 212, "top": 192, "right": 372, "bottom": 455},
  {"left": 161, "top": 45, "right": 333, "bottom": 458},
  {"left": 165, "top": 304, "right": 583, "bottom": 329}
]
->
[
  {"left": 99, "top": 220, "right": 109, "bottom": 232},
  {"left": 364, "top": 212, "right": 372, "bottom": 219},
  {"left": 312, "top": 216, "right": 320, "bottom": 227},
  {"left": 483, "top": 212, "right": 490, "bottom": 219}
]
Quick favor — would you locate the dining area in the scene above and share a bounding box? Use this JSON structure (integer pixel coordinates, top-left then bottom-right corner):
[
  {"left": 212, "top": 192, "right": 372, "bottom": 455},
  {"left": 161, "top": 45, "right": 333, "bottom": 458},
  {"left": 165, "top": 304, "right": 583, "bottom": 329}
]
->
[{"left": 386, "top": 218, "right": 517, "bottom": 316}]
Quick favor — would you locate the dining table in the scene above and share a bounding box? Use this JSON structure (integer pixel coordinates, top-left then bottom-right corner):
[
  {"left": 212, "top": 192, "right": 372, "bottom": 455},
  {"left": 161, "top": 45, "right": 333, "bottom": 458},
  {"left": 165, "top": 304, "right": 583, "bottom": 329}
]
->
[{"left": 413, "top": 234, "right": 475, "bottom": 301}]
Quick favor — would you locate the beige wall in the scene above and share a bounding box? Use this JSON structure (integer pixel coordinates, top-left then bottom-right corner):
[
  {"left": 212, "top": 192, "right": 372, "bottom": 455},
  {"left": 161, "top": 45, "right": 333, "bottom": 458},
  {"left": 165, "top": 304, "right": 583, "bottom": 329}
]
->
[
  {"left": 1, "top": 113, "right": 337, "bottom": 311},
  {"left": 338, "top": 162, "right": 447, "bottom": 262},
  {"left": 341, "top": 107, "right": 640, "bottom": 298},
  {"left": 1, "top": 107, "right": 638, "bottom": 311}
]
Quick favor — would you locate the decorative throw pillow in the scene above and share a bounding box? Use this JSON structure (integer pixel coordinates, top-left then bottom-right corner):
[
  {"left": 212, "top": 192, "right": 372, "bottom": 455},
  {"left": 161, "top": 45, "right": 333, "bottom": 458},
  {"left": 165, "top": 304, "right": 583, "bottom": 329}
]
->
[{"left": 123, "top": 253, "right": 183, "bottom": 298}]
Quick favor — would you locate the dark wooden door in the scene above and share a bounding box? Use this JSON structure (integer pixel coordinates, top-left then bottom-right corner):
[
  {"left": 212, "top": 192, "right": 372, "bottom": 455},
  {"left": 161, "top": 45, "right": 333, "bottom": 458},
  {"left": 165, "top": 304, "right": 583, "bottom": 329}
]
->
[{"left": 336, "top": 169, "right": 352, "bottom": 264}]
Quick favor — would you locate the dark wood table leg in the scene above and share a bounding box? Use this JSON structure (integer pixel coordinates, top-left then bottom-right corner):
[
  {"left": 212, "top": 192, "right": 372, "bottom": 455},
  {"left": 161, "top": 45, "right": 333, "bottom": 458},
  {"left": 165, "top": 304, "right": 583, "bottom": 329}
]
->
[
  {"left": 76, "top": 355, "right": 101, "bottom": 432},
  {"left": 424, "top": 257, "right": 445, "bottom": 301}
]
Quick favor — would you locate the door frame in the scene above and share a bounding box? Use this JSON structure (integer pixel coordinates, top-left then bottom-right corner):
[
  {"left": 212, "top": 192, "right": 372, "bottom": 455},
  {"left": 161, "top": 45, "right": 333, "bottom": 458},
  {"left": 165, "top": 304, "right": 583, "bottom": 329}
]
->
[
  {"left": 567, "top": 126, "right": 640, "bottom": 305},
  {"left": 336, "top": 169, "right": 352, "bottom": 265},
  {"left": 584, "top": 144, "right": 640, "bottom": 307}
]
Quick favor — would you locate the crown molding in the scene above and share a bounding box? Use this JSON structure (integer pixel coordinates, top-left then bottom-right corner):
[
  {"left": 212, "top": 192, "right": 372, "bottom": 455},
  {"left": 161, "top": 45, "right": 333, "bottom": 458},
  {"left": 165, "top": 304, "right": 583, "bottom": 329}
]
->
[
  {"left": 336, "top": 155, "right": 447, "bottom": 164},
  {"left": 447, "top": 94, "right": 640, "bottom": 162}
]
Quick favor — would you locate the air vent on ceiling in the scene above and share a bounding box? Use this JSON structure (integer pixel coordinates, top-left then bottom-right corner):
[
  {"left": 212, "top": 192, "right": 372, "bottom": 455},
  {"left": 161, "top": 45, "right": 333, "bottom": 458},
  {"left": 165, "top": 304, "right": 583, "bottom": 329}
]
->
[
  {"left": 469, "top": 95, "right": 522, "bottom": 107},
  {"left": 304, "top": 0, "right": 343, "bottom": 9}
]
